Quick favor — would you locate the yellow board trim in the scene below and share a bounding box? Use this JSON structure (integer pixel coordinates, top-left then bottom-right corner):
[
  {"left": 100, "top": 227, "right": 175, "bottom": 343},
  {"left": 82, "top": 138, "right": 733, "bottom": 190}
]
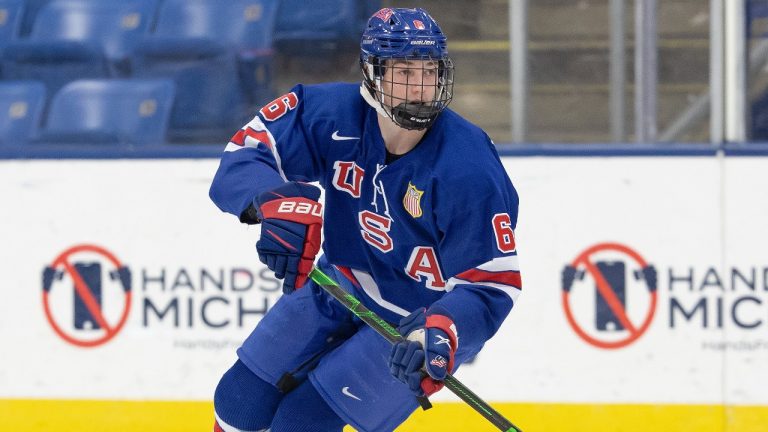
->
[{"left": 2, "top": 399, "right": 768, "bottom": 431}]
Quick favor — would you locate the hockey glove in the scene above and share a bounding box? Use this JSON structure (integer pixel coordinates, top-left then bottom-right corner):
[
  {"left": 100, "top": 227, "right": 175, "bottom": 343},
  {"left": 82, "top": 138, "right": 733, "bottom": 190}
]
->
[
  {"left": 255, "top": 182, "right": 322, "bottom": 294},
  {"left": 388, "top": 308, "right": 458, "bottom": 397}
]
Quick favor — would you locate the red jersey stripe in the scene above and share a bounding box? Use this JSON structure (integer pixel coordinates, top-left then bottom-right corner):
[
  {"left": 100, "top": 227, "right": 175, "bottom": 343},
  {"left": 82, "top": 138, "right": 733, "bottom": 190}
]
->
[
  {"left": 455, "top": 268, "right": 522, "bottom": 289},
  {"left": 229, "top": 127, "right": 273, "bottom": 149},
  {"left": 230, "top": 129, "right": 246, "bottom": 146},
  {"left": 334, "top": 265, "right": 361, "bottom": 288}
]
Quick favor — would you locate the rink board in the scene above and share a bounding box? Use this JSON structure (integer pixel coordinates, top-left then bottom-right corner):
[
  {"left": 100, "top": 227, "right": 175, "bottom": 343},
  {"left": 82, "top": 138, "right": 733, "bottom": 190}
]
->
[
  {"left": 1, "top": 156, "right": 768, "bottom": 431},
  {"left": 2, "top": 399, "right": 768, "bottom": 431}
]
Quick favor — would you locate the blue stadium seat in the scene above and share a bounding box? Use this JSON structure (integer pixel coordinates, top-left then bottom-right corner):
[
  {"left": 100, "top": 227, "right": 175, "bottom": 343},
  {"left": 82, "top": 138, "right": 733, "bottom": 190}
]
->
[
  {"left": 39, "top": 79, "right": 174, "bottom": 145},
  {"left": 18, "top": 0, "right": 51, "bottom": 36},
  {"left": 0, "top": 80, "right": 45, "bottom": 145},
  {"left": 32, "top": 0, "right": 156, "bottom": 62},
  {"left": 132, "top": 0, "right": 278, "bottom": 143},
  {"left": 1, "top": 0, "right": 157, "bottom": 97},
  {"left": 273, "top": 0, "right": 379, "bottom": 57},
  {"left": 0, "top": 0, "right": 24, "bottom": 47},
  {"left": 152, "top": 0, "right": 276, "bottom": 49},
  {"left": 19, "top": 0, "right": 162, "bottom": 37}
]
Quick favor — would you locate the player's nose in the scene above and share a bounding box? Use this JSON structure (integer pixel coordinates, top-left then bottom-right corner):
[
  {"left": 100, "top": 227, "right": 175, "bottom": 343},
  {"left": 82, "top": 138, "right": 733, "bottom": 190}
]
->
[{"left": 409, "top": 77, "right": 426, "bottom": 101}]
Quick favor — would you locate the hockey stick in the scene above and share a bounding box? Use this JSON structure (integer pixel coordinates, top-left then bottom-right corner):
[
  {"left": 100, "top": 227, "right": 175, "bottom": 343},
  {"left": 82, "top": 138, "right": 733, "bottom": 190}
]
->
[{"left": 309, "top": 267, "right": 523, "bottom": 432}]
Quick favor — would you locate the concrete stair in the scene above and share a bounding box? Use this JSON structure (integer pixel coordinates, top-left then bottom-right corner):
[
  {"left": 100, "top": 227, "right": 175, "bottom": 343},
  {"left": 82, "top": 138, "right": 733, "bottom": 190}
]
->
[
  {"left": 386, "top": 0, "right": 713, "bottom": 143},
  {"left": 273, "top": 0, "right": 713, "bottom": 143}
]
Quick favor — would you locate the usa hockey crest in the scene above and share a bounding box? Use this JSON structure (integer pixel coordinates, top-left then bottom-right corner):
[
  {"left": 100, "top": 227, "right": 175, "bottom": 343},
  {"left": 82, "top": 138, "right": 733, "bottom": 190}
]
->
[{"left": 403, "top": 182, "right": 424, "bottom": 218}]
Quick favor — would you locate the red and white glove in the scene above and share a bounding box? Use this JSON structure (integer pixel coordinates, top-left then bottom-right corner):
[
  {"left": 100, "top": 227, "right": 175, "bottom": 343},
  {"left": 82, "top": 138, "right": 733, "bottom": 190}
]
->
[{"left": 255, "top": 182, "right": 322, "bottom": 294}]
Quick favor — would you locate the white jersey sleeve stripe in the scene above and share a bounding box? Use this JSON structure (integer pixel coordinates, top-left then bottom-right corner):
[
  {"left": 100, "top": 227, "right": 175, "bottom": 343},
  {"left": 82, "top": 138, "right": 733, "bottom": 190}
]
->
[
  {"left": 446, "top": 277, "right": 522, "bottom": 303},
  {"left": 351, "top": 269, "right": 410, "bottom": 317},
  {"left": 444, "top": 255, "right": 523, "bottom": 302},
  {"left": 476, "top": 255, "right": 520, "bottom": 272}
]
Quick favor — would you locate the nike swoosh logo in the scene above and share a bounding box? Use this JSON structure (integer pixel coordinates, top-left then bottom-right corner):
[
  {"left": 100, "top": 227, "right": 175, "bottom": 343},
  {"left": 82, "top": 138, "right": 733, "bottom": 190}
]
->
[
  {"left": 332, "top": 130, "right": 360, "bottom": 141},
  {"left": 342, "top": 386, "right": 362, "bottom": 401}
]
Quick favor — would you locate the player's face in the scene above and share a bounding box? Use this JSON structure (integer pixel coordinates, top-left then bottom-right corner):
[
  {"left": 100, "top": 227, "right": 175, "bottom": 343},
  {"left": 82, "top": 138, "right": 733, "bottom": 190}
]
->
[{"left": 381, "top": 59, "right": 439, "bottom": 109}]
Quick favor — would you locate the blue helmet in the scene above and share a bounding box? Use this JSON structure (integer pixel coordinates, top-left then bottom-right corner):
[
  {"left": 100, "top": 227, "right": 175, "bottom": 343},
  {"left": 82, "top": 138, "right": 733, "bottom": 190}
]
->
[{"left": 360, "top": 8, "right": 454, "bottom": 130}]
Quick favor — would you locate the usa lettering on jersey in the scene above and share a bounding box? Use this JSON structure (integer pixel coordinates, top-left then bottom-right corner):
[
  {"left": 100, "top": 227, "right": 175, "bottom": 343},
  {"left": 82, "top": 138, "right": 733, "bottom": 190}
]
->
[
  {"left": 332, "top": 161, "right": 365, "bottom": 197},
  {"left": 358, "top": 210, "right": 393, "bottom": 252},
  {"left": 405, "top": 246, "right": 447, "bottom": 290}
]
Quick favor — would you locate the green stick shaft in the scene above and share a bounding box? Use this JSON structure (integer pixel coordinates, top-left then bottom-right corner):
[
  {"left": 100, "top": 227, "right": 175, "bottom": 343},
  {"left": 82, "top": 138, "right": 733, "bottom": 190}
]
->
[{"left": 309, "top": 267, "right": 523, "bottom": 432}]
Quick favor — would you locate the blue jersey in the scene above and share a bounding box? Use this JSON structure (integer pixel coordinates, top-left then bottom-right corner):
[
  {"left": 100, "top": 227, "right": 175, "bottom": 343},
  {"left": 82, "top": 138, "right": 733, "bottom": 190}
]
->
[{"left": 210, "top": 82, "right": 521, "bottom": 358}]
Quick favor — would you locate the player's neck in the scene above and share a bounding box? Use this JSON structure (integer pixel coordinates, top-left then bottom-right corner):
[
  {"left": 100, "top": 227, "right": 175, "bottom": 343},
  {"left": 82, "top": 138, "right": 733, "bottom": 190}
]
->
[{"left": 377, "top": 114, "right": 427, "bottom": 156}]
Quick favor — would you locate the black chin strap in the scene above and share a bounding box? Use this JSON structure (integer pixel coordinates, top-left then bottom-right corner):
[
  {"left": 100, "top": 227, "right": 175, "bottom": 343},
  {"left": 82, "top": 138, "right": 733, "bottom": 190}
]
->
[{"left": 391, "top": 102, "right": 438, "bottom": 130}]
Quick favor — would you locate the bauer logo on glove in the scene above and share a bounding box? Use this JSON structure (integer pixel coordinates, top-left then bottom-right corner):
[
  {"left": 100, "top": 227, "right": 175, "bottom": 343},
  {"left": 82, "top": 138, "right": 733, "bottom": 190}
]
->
[
  {"left": 255, "top": 182, "right": 323, "bottom": 294},
  {"left": 275, "top": 200, "right": 322, "bottom": 215}
]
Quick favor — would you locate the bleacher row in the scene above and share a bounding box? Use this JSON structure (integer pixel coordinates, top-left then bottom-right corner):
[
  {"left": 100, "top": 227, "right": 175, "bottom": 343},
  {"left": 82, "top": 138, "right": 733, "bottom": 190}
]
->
[{"left": 0, "top": 0, "right": 380, "bottom": 146}]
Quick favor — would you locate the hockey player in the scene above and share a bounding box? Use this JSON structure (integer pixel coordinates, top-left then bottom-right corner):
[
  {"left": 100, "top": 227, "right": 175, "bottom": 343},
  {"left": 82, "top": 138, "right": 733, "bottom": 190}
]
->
[{"left": 209, "top": 7, "right": 521, "bottom": 432}]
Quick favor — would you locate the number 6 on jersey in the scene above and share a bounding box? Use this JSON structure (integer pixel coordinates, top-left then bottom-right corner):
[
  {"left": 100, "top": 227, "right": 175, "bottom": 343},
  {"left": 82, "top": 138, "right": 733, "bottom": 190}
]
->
[{"left": 492, "top": 213, "right": 516, "bottom": 253}]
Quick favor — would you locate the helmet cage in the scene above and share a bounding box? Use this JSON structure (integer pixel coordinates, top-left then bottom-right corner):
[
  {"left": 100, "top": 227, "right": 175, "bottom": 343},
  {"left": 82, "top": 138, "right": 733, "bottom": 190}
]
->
[{"left": 361, "top": 54, "right": 454, "bottom": 130}]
